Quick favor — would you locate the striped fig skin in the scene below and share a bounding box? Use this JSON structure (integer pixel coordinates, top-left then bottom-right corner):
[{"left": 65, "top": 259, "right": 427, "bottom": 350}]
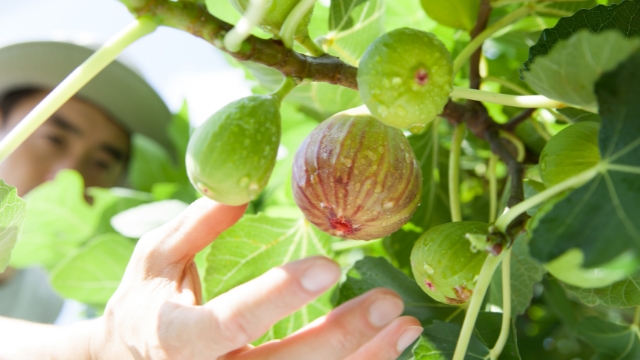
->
[{"left": 292, "top": 111, "right": 422, "bottom": 240}]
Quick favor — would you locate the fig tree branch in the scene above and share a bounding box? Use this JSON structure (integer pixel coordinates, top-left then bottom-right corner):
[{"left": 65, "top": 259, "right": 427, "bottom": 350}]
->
[
  {"left": 128, "top": 0, "right": 358, "bottom": 89},
  {"left": 469, "top": 0, "right": 492, "bottom": 90}
]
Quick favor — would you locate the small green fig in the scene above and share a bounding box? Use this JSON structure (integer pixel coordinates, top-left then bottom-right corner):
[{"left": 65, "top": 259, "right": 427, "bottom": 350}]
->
[
  {"left": 357, "top": 28, "right": 453, "bottom": 132},
  {"left": 420, "top": 0, "right": 481, "bottom": 31},
  {"left": 411, "top": 221, "right": 489, "bottom": 305},
  {"left": 229, "top": 0, "right": 313, "bottom": 42},
  {"left": 186, "top": 95, "right": 281, "bottom": 205},
  {"left": 292, "top": 108, "right": 422, "bottom": 240},
  {"left": 539, "top": 121, "right": 601, "bottom": 188}
]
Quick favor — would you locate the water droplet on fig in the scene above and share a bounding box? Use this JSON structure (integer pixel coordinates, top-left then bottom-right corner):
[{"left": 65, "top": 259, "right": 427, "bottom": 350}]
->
[
  {"left": 248, "top": 182, "right": 260, "bottom": 198},
  {"left": 395, "top": 105, "right": 407, "bottom": 116},
  {"left": 383, "top": 201, "right": 395, "bottom": 209},
  {"left": 365, "top": 150, "right": 377, "bottom": 161},
  {"left": 378, "top": 104, "right": 388, "bottom": 117},
  {"left": 342, "top": 158, "right": 353, "bottom": 167},
  {"left": 239, "top": 177, "right": 250, "bottom": 187},
  {"left": 392, "top": 77, "right": 402, "bottom": 86},
  {"left": 409, "top": 123, "right": 426, "bottom": 134},
  {"left": 423, "top": 264, "right": 434, "bottom": 274}
]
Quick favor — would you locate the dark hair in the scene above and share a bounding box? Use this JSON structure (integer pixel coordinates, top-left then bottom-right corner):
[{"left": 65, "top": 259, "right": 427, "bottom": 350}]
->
[{"left": 0, "top": 87, "right": 40, "bottom": 126}]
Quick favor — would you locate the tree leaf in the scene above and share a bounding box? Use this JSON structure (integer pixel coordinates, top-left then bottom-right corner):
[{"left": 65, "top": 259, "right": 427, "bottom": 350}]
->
[
  {"left": 546, "top": 0, "right": 598, "bottom": 15},
  {"left": 557, "top": 107, "right": 602, "bottom": 123},
  {"left": 522, "top": 0, "right": 640, "bottom": 71},
  {"left": 49, "top": 233, "right": 135, "bottom": 306},
  {"left": 384, "top": 120, "right": 450, "bottom": 272},
  {"left": 335, "top": 256, "right": 459, "bottom": 325},
  {"left": 203, "top": 213, "right": 335, "bottom": 344},
  {"left": 565, "top": 274, "right": 640, "bottom": 307},
  {"left": 523, "top": 30, "right": 640, "bottom": 110},
  {"left": 0, "top": 181, "right": 26, "bottom": 272},
  {"left": 323, "top": 0, "right": 385, "bottom": 66},
  {"left": 576, "top": 316, "right": 640, "bottom": 359},
  {"left": 529, "top": 51, "right": 640, "bottom": 268},
  {"left": 489, "top": 236, "right": 546, "bottom": 316},
  {"left": 411, "top": 313, "right": 520, "bottom": 359}
]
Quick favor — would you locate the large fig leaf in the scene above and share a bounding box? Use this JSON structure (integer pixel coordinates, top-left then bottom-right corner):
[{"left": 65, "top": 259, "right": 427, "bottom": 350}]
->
[
  {"left": 335, "top": 256, "right": 458, "bottom": 325},
  {"left": 411, "top": 313, "right": 520, "bottom": 360},
  {"left": 522, "top": 0, "right": 640, "bottom": 71},
  {"left": 203, "top": 213, "right": 336, "bottom": 344},
  {"left": 384, "top": 120, "right": 450, "bottom": 272},
  {"left": 323, "top": 0, "right": 385, "bottom": 66},
  {"left": 489, "top": 236, "right": 546, "bottom": 316},
  {"left": 49, "top": 233, "right": 135, "bottom": 306},
  {"left": 565, "top": 274, "right": 640, "bottom": 307},
  {"left": 529, "top": 52, "right": 640, "bottom": 267},
  {"left": 577, "top": 316, "right": 640, "bottom": 359},
  {"left": 0, "top": 181, "right": 26, "bottom": 272},
  {"left": 523, "top": 30, "right": 640, "bottom": 110}
]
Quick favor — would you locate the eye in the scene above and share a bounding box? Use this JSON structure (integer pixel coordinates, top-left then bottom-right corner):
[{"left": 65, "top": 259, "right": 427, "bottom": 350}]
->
[
  {"left": 93, "top": 159, "right": 112, "bottom": 172},
  {"left": 46, "top": 134, "right": 65, "bottom": 146}
]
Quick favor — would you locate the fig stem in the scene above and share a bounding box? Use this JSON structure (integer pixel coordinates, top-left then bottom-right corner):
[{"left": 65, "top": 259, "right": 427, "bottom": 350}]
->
[
  {"left": 0, "top": 18, "right": 157, "bottom": 162},
  {"left": 450, "top": 86, "right": 587, "bottom": 111},
  {"left": 453, "top": 251, "right": 505, "bottom": 360},
  {"left": 488, "top": 248, "right": 512, "bottom": 360},
  {"left": 280, "top": 0, "right": 317, "bottom": 50},
  {"left": 449, "top": 123, "right": 466, "bottom": 222},
  {"left": 487, "top": 153, "right": 499, "bottom": 223},
  {"left": 299, "top": 35, "right": 326, "bottom": 57},
  {"left": 223, "top": 0, "right": 270, "bottom": 52},
  {"left": 272, "top": 76, "right": 298, "bottom": 102},
  {"left": 494, "top": 164, "right": 602, "bottom": 233},
  {"left": 482, "top": 75, "right": 532, "bottom": 96},
  {"left": 453, "top": 5, "right": 531, "bottom": 74}
]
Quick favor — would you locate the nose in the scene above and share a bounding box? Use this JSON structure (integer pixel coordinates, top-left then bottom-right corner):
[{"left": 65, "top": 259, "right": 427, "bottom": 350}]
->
[{"left": 43, "top": 156, "right": 84, "bottom": 183}]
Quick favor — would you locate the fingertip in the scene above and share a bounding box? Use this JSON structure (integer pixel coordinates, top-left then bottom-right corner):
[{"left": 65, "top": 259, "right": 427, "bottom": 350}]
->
[{"left": 299, "top": 256, "right": 341, "bottom": 293}]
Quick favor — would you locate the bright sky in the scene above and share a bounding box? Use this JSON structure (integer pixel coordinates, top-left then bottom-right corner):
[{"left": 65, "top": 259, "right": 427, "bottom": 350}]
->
[{"left": 0, "top": 0, "right": 253, "bottom": 126}]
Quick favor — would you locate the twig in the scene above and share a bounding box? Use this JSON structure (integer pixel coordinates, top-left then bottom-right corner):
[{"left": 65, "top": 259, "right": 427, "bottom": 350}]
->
[
  {"left": 502, "top": 108, "right": 535, "bottom": 132},
  {"left": 469, "top": 0, "right": 492, "bottom": 90}
]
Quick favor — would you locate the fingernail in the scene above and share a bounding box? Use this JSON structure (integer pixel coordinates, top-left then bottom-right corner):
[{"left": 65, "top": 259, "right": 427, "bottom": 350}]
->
[
  {"left": 396, "top": 326, "right": 423, "bottom": 353},
  {"left": 300, "top": 259, "right": 340, "bottom": 292},
  {"left": 368, "top": 295, "right": 404, "bottom": 327}
]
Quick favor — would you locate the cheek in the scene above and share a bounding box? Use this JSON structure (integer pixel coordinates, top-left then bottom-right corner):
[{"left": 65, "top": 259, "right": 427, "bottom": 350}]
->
[{"left": 0, "top": 144, "right": 52, "bottom": 197}]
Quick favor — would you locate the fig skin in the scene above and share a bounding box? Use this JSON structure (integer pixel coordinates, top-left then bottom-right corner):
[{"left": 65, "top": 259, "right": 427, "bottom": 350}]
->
[
  {"left": 229, "top": 0, "right": 313, "bottom": 41},
  {"left": 292, "top": 109, "right": 422, "bottom": 240},
  {"left": 539, "top": 121, "right": 600, "bottom": 188},
  {"left": 411, "top": 221, "right": 489, "bottom": 305},
  {"left": 357, "top": 28, "right": 453, "bottom": 131},
  {"left": 186, "top": 95, "right": 281, "bottom": 206}
]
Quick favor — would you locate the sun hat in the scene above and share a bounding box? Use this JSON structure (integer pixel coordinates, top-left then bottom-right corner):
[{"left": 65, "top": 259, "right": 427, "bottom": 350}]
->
[{"left": 0, "top": 40, "right": 173, "bottom": 152}]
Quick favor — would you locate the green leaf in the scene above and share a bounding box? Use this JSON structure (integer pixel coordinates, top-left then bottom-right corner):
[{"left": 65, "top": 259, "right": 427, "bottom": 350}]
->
[
  {"left": 10, "top": 170, "right": 149, "bottom": 270},
  {"left": 576, "top": 316, "right": 640, "bottom": 359},
  {"left": 322, "top": 0, "right": 385, "bottom": 66},
  {"left": 127, "top": 133, "right": 188, "bottom": 193},
  {"left": 547, "top": 0, "right": 598, "bottom": 15},
  {"left": 167, "top": 101, "right": 192, "bottom": 171},
  {"left": 412, "top": 313, "right": 520, "bottom": 359},
  {"left": 523, "top": 30, "right": 640, "bottom": 110},
  {"left": 49, "top": 233, "right": 135, "bottom": 306},
  {"left": 523, "top": 0, "right": 640, "bottom": 71},
  {"left": 489, "top": 237, "right": 546, "bottom": 316},
  {"left": 203, "top": 213, "right": 335, "bottom": 344},
  {"left": 335, "top": 256, "right": 459, "bottom": 325},
  {"left": 0, "top": 181, "right": 26, "bottom": 272},
  {"left": 384, "top": 120, "right": 450, "bottom": 271},
  {"left": 557, "top": 108, "right": 602, "bottom": 123},
  {"left": 529, "top": 51, "right": 640, "bottom": 267},
  {"left": 385, "top": 0, "right": 438, "bottom": 33},
  {"left": 565, "top": 274, "right": 640, "bottom": 307}
]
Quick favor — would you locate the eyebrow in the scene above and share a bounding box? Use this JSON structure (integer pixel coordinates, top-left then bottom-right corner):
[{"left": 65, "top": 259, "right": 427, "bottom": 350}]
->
[{"left": 50, "top": 115, "right": 127, "bottom": 162}]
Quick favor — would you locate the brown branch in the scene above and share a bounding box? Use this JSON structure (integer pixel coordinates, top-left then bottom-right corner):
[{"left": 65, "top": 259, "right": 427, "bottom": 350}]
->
[
  {"left": 469, "top": 0, "right": 492, "bottom": 90},
  {"left": 501, "top": 108, "right": 535, "bottom": 132},
  {"left": 131, "top": 0, "right": 359, "bottom": 89}
]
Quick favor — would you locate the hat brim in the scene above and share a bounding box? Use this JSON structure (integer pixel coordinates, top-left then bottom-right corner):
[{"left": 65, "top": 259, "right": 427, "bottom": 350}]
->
[{"left": 0, "top": 41, "right": 173, "bottom": 153}]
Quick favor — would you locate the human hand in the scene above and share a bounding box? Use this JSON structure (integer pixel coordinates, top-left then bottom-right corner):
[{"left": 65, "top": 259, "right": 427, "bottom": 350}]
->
[{"left": 90, "top": 197, "right": 423, "bottom": 360}]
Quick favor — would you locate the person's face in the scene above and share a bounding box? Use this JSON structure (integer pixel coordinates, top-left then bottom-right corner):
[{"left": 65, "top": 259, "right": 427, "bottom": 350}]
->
[{"left": 0, "top": 90, "right": 130, "bottom": 197}]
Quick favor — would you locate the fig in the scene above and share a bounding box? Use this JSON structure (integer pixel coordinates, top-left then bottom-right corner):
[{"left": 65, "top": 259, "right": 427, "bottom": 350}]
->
[
  {"left": 420, "top": 0, "right": 481, "bottom": 31},
  {"left": 357, "top": 28, "right": 453, "bottom": 131},
  {"left": 539, "top": 121, "right": 601, "bottom": 188},
  {"left": 229, "top": 0, "right": 313, "bottom": 42},
  {"left": 544, "top": 248, "right": 637, "bottom": 289},
  {"left": 186, "top": 95, "right": 281, "bottom": 206},
  {"left": 291, "top": 109, "right": 422, "bottom": 240},
  {"left": 411, "top": 221, "right": 489, "bottom": 305}
]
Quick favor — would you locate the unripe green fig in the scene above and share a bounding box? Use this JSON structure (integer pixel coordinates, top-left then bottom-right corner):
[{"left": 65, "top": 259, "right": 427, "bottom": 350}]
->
[
  {"left": 292, "top": 108, "right": 422, "bottom": 240},
  {"left": 411, "top": 221, "right": 489, "bottom": 305},
  {"left": 186, "top": 95, "right": 281, "bottom": 205},
  {"left": 420, "top": 0, "right": 481, "bottom": 31},
  {"left": 229, "top": 0, "right": 313, "bottom": 41},
  {"left": 544, "top": 248, "right": 637, "bottom": 289},
  {"left": 357, "top": 28, "right": 453, "bottom": 132},
  {"left": 539, "top": 121, "right": 601, "bottom": 188}
]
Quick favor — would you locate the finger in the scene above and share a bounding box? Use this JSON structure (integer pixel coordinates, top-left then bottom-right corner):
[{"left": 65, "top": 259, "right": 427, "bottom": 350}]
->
[
  {"left": 134, "top": 197, "right": 247, "bottom": 269},
  {"left": 231, "top": 288, "right": 406, "bottom": 360},
  {"left": 199, "top": 256, "right": 341, "bottom": 356},
  {"left": 345, "top": 317, "right": 422, "bottom": 360}
]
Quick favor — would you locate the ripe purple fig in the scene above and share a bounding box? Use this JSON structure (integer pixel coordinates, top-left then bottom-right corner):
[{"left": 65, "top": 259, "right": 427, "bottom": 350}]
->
[{"left": 292, "top": 109, "right": 422, "bottom": 240}]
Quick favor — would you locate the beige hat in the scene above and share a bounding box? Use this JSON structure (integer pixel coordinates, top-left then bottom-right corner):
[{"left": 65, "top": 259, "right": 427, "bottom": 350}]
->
[{"left": 0, "top": 40, "right": 173, "bottom": 152}]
